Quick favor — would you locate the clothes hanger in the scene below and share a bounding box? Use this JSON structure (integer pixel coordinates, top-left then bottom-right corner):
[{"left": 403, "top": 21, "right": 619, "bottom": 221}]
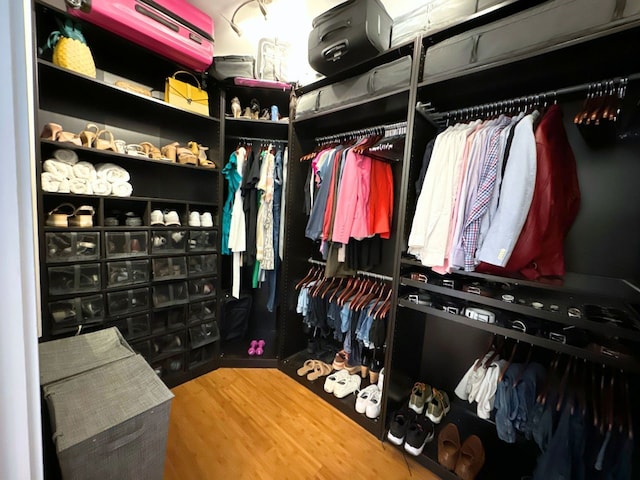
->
[
  {"left": 537, "top": 352, "right": 560, "bottom": 405},
  {"left": 329, "top": 276, "right": 351, "bottom": 303},
  {"left": 367, "top": 284, "right": 390, "bottom": 317},
  {"left": 555, "top": 356, "right": 574, "bottom": 412},
  {"left": 354, "top": 280, "right": 383, "bottom": 311},
  {"left": 295, "top": 265, "right": 317, "bottom": 290},
  {"left": 512, "top": 343, "right": 533, "bottom": 387},
  {"left": 498, "top": 340, "right": 519, "bottom": 383},
  {"left": 373, "top": 286, "right": 393, "bottom": 319},
  {"left": 319, "top": 276, "right": 339, "bottom": 299}
]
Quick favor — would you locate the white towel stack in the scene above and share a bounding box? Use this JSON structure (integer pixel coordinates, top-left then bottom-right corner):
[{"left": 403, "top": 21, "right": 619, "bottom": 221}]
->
[{"left": 41, "top": 150, "right": 133, "bottom": 197}]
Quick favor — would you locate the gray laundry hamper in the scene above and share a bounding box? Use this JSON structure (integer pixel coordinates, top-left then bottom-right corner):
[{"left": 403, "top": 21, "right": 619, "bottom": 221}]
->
[{"left": 42, "top": 354, "right": 174, "bottom": 480}]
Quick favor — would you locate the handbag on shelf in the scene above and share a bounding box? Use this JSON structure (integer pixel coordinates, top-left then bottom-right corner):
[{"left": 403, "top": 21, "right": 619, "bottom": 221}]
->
[{"left": 164, "top": 71, "right": 209, "bottom": 116}]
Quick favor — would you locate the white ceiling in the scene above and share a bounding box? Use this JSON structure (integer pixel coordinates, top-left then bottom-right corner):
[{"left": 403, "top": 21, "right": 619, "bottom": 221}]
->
[{"left": 187, "top": 0, "right": 426, "bottom": 83}]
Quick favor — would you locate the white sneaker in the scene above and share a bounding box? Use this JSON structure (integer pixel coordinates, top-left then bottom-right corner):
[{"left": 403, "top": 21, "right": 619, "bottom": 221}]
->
[
  {"left": 188, "top": 211, "right": 201, "bottom": 227},
  {"left": 365, "top": 387, "right": 382, "bottom": 419},
  {"left": 378, "top": 367, "right": 385, "bottom": 391},
  {"left": 355, "top": 384, "right": 378, "bottom": 414},
  {"left": 164, "top": 210, "right": 181, "bottom": 226},
  {"left": 334, "top": 374, "right": 361, "bottom": 399},
  {"left": 324, "top": 369, "right": 350, "bottom": 394},
  {"left": 150, "top": 210, "right": 164, "bottom": 226},
  {"left": 200, "top": 211, "right": 213, "bottom": 227}
]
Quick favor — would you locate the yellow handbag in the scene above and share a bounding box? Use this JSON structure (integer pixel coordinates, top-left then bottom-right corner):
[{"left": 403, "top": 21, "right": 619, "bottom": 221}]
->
[{"left": 164, "top": 71, "right": 210, "bottom": 116}]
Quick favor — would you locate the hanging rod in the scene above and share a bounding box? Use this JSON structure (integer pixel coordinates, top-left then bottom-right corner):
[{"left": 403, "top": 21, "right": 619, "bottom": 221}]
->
[
  {"left": 226, "top": 135, "right": 288, "bottom": 143},
  {"left": 307, "top": 257, "right": 393, "bottom": 282},
  {"left": 314, "top": 121, "right": 407, "bottom": 144},
  {"left": 416, "top": 72, "right": 640, "bottom": 125}
]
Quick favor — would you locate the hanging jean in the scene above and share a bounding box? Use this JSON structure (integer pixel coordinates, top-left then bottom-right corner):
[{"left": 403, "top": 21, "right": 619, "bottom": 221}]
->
[{"left": 266, "top": 148, "right": 283, "bottom": 312}]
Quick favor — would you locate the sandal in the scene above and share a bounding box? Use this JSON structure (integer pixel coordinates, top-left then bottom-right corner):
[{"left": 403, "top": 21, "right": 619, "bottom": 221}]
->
[
  {"left": 188, "top": 141, "right": 215, "bottom": 168},
  {"left": 68, "top": 205, "right": 95, "bottom": 227},
  {"left": 46, "top": 203, "right": 76, "bottom": 227},
  {"left": 126, "top": 144, "right": 147, "bottom": 157},
  {"left": 296, "top": 359, "right": 316, "bottom": 376},
  {"left": 140, "top": 141, "right": 163, "bottom": 160},
  {"left": 57, "top": 131, "right": 83, "bottom": 146},
  {"left": 161, "top": 142, "right": 178, "bottom": 162},
  {"left": 79, "top": 123, "right": 100, "bottom": 148},
  {"left": 177, "top": 146, "right": 198, "bottom": 165},
  {"left": 307, "top": 360, "right": 332, "bottom": 381},
  {"left": 94, "top": 130, "right": 117, "bottom": 151},
  {"left": 40, "top": 122, "right": 63, "bottom": 140}
]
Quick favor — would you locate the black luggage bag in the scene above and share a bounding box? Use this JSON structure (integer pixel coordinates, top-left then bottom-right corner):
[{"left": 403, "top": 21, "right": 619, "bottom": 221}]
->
[{"left": 308, "top": 0, "right": 392, "bottom": 77}]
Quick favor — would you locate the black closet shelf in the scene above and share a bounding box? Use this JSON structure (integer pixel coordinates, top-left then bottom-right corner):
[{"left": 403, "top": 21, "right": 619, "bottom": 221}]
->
[
  {"left": 42, "top": 190, "right": 217, "bottom": 206},
  {"left": 225, "top": 117, "right": 290, "bottom": 126},
  {"left": 386, "top": 441, "right": 459, "bottom": 480},
  {"left": 400, "top": 256, "right": 640, "bottom": 303},
  {"left": 280, "top": 351, "right": 382, "bottom": 438},
  {"left": 39, "top": 140, "right": 220, "bottom": 174},
  {"left": 37, "top": 60, "right": 220, "bottom": 124},
  {"left": 292, "top": 87, "right": 411, "bottom": 125},
  {"left": 400, "top": 277, "right": 640, "bottom": 344},
  {"left": 397, "top": 299, "right": 640, "bottom": 373}
]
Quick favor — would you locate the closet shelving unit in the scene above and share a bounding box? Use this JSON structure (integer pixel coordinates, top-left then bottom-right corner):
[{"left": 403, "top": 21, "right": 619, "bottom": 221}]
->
[
  {"left": 34, "top": 0, "right": 223, "bottom": 388},
  {"left": 217, "top": 82, "right": 290, "bottom": 367},
  {"left": 384, "top": 13, "right": 640, "bottom": 480}
]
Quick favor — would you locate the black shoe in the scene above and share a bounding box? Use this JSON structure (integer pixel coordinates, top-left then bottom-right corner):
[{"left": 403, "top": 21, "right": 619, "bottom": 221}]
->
[
  {"left": 387, "top": 404, "right": 416, "bottom": 446},
  {"left": 404, "top": 416, "right": 435, "bottom": 456},
  {"left": 307, "top": 338, "right": 318, "bottom": 354}
]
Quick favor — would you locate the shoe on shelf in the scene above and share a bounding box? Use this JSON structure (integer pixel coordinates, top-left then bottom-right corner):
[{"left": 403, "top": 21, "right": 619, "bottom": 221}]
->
[
  {"left": 150, "top": 210, "right": 164, "bottom": 226},
  {"left": 200, "top": 212, "right": 214, "bottom": 227},
  {"left": 46, "top": 203, "right": 76, "bottom": 227},
  {"left": 426, "top": 388, "right": 450, "bottom": 424},
  {"left": 365, "top": 387, "right": 382, "bottom": 419},
  {"left": 334, "top": 373, "right": 361, "bottom": 399},
  {"left": 387, "top": 404, "right": 417, "bottom": 446},
  {"left": 124, "top": 211, "right": 142, "bottom": 226},
  {"left": 409, "top": 382, "right": 433, "bottom": 414},
  {"left": 68, "top": 205, "right": 95, "bottom": 228},
  {"left": 189, "top": 211, "right": 201, "bottom": 227},
  {"left": 404, "top": 416, "right": 435, "bottom": 457},
  {"left": 377, "top": 367, "right": 385, "bottom": 391},
  {"left": 164, "top": 210, "right": 181, "bottom": 226},
  {"left": 454, "top": 435, "right": 485, "bottom": 480},
  {"left": 355, "top": 384, "right": 379, "bottom": 414},
  {"left": 438, "top": 423, "right": 461, "bottom": 471},
  {"left": 323, "top": 369, "right": 350, "bottom": 394},
  {"left": 332, "top": 349, "right": 348, "bottom": 370},
  {"left": 307, "top": 360, "right": 332, "bottom": 381}
]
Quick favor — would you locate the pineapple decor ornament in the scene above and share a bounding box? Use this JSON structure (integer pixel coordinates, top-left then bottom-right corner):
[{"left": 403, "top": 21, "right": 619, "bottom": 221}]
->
[{"left": 45, "top": 18, "right": 96, "bottom": 78}]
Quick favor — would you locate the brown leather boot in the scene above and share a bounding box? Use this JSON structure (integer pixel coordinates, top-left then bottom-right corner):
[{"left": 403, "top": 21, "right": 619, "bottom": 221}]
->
[
  {"left": 454, "top": 435, "right": 485, "bottom": 480},
  {"left": 437, "top": 423, "right": 460, "bottom": 471}
]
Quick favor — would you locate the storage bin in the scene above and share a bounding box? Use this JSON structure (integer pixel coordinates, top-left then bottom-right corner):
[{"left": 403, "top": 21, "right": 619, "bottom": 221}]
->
[
  {"left": 48, "top": 263, "right": 101, "bottom": 295},
  {"left": 107, "top": 287, "right": 150, "bottom": 315},
  {"left": 151, "top": 332, "right": 186, "bottom": 358},
  {"left": 189, "top": 321, "right": 220, "bottom": 349},
  {"left": 188, "top": 230, "right": 217, "bottom": 251},
  {"left": 151, "top": 306, "right": 187, "bottom": 334},
  {"left": 106, "top": 259, "right": 150, "bottom": 288},
  {"left": 188, "top": 277, "right": 216, "bottom": 300},
  {"left": 42, "top": 354, "right": 174, "bottom": 480},
  {"left": 108, "top": 315, "right": 151, "bottom": 341},
  {"left": 49, "top": 294, "right": 104, "bottom": 330},
  {"left": 46, "top": 232, "right": 100, "bottom": 263},
  {"left": 130, "top": 339, "right": 153, "bottom": 360},
  {"left": 39, "top": 326, "right": 134, "bottom": 386},
  {"left": 105, "top": 231, "right": 148, "bottom": 258},
  {"left": 188, "top": 300, "right": 216, "bottom": 324},
  {"left": 151, "top": 230, "right": 187, "bottom": 254},
  {"left": 152, "top": 281, "right": 189, "bottom": 307},
  {"left": 189, "top": 343, "right": 217, "bottom": 369},
  {"left": 152, "top": 256, "right": 188, "bottom": 280},
  {"left": 188, "top": 254, "right": 217, "bottom": 275}
]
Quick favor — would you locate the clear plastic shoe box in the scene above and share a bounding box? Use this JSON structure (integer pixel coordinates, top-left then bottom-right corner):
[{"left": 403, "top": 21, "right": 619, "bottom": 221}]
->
[
  {"left": 188, "top": 277, "right": 216, "bottom": 300},
  {"left": 151, "top": 306, "right": 186, "bottom": 334},
  {"left": 152, "top": 257, "right": 188, "bottom": 280},
  {"left": 151, "top": 230, "right": 187, "bottom": 254},
  {"left": 48, "top": 264, "right": 101, "bottom": 295},
  {"left": 189, "top": 321, "right": 220, "bottom": 349},
  {"left": 105, "top": 231, "right": 148, "bottom": 258},
  {"left": 106, "top": 260, "right": 150, "bottom": 288},
  {"left": 107, "top": 287, "right": 150, "bottom": 316},
  {"left": 188, "top": 230, "right": 217, "bottom": 252},
  {"left": 152, "top": 281, "right": 189, "bottom": 308},
  {"left": 46, "top": 232, "right": 100, "bottom": 263},
  {"left": 188, "top": 300, "right": 216, "bottom": 324},
  {"left": 188, "top": 254, "right": 217, "bottom": 275},
  {"left": 49, "top": 294, "right": 105, "bottom": 330}
]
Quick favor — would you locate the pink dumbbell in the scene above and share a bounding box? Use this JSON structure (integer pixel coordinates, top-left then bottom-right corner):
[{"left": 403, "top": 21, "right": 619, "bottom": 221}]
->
[
  {"left": 255, "top": 339, "right": 265, "bottom": 356},
  {"left": 248, "top": 339, "right": 258, "bottom": 355}
]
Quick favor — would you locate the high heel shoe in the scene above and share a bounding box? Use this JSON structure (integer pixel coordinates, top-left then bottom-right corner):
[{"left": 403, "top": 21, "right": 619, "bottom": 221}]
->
[
  {"left": 177, "top": 146, "right": 198, "bottom": 165},
  {"left": 94, "top": 130, "right": 117, "bottom": 151},
  {"left": 188, "top": 141, "right": 215, "bottom": 168},
  {"left": 140, "top": 141, "right": 163, "bottom": 160},
  {"left": 161, "top": 142, "right": 178, "bottom": 162},
  {"left": 79, "top": 123, "right": 99, "bottom": 147},
  {"left": 40, "top": 122, "right": 63, "bottom": 140}
]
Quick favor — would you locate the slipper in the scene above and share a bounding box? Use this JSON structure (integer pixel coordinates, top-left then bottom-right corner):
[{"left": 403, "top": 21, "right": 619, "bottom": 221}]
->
[
  {"left": 46, "top": 203, "right": 76, "bottom": 227},
  {"left": 68, "top": 205, "right": 95, "bottom": 227},
  {"left": 307, "top": 361, "right": 332, "bottom": 381},
  {"left": 296, "top": 359, "right": 316, "bottom": 377}
]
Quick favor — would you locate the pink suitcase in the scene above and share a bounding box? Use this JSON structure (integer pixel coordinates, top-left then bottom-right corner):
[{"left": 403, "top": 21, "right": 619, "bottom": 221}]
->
[{"left": 65, "top": 0, "right": 214, "bottom": 72}]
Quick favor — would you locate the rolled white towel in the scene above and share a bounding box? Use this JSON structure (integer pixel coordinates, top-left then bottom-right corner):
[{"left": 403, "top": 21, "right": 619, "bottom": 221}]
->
[
  {"left": 52, "top": 149, "right": 78, "bottom": 165},
  {"left": 58, "top": 178, "right": 70, "bottom": 193},
  {"left": 111, "top": 181, "right": 133, "bottom": 197},
  {"left": 91, "top": 178, "right": 112, "bottom": 196},
  {"left": 69, "top": 177, "right": 93, "bottom": 195},
  {"left": 44, "top": 159, "right": 74, "bottom": 179},
  {"left": 41, "top": 172, "right": 61, "bottom": 192},
  {"left": 72, "top": 161, "right": 97, "bottom": 180},
  {"left": 96, "top": 163, "right": 130, "bottom": 183}
]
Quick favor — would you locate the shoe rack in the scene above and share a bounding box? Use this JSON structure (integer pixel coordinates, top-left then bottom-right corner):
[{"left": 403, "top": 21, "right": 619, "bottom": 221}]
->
[
  {"left": 33, "top": 0, "right": 223, "bottom": 388},
  {"left": 276, "top": 6, "right": 640, "bottom": 480},
  {"left": 217, "top": 83, "right": 290, "bottom": 368}
]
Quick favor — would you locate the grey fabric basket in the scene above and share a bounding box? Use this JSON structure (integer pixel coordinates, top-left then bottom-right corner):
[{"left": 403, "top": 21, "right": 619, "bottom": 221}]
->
[
  {"left": 43, "top": 354, "right": 174, "bottom": 480},
  {"left": 39, "top": 327, "right": 135, "bottom": 386}
]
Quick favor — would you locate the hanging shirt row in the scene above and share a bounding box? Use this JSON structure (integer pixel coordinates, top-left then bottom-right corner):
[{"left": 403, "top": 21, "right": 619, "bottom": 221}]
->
[
  {"left": 222, "top": 141, "right": 288, "bottom": 310},
  {"left": 302, "top": 131, "right": 400, "bottom": 276},
  {"left": 408, "top": 104, "right": 581, "bottom": 280}
]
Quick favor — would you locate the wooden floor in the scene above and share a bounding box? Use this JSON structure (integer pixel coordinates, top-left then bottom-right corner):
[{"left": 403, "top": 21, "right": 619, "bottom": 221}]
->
[{"left": 164, "top": 368, "right": 440, "bottom": 480}]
